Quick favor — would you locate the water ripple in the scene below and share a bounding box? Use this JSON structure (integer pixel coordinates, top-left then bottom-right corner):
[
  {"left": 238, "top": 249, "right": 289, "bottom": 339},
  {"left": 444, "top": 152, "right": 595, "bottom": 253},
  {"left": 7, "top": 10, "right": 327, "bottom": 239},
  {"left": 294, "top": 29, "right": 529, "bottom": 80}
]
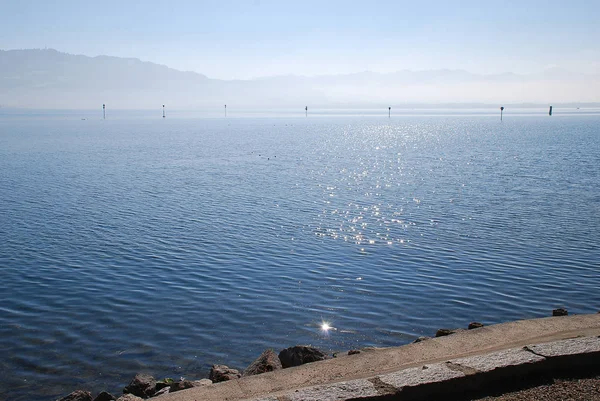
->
[{"left": 0, "top": 116, "right": 599, "bottom": 400}]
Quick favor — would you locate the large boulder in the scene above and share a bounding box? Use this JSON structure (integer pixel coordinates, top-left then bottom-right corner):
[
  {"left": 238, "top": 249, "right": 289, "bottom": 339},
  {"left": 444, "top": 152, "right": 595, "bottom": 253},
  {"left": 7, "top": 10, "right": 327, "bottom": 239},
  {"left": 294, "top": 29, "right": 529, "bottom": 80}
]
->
[
  {"left": 243, "top": 349, "right": 282, "bottom": 376},
  {"left": 57, "top": 390, "right": 93, "bottom": 401},
  {"left": 93, "top": 392, "right": 116, "bottom": 401},
  {"left": 278, "top": 345, "right": 328, "bottom": 368},
  {"left": 122, "top": 373, "right": 156, "bottom": 398},
  {"left": 209, "top": 365, "right": 241, "bottom": 382}
]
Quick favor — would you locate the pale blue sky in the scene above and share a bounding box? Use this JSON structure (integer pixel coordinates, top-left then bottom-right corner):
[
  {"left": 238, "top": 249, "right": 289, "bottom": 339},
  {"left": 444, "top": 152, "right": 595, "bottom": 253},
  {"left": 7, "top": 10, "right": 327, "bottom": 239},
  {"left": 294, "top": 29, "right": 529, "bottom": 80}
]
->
[{"left": 1, "top": 0, "right": 598, "bottom": 79}]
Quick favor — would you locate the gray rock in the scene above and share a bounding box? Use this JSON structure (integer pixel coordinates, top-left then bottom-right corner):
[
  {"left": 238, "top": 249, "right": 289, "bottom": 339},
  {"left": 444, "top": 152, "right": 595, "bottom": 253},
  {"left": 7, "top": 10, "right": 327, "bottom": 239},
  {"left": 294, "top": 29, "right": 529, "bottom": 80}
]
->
[
  {"left": 413, "top": 336, "right": 431, "bottom": 343},
  {"left": 116, "top": 395, "right": 144, "bottom": 401},
  {"left": 347, "top": 349, "right": 361, "bottom": 355},
  {"left": 244, "top": 349, "right": 283, "bottom": 376},
  {"left": 278, "top": 345, "right": 328, "bottom": 368},
  {"left": 209, "top": 365, "right": 241, "bottom": 382},
  {"left": 92, "top": 392, "right": 116, "bottom": 401},
  {"left": 378, "top": 363, "right": 465, "bottom": 389},
  {"left": 553, "top": 308, "right": 568, "bottom": 316},
  {"left": 122, "top": 373, "right": 156, "bottom": 398},
  {"left": 468, "top": 322, "right": 484, "bottom": 330},
  {"left": 152, "top": 387, "right": 170, "bottom": 397},
  {"left": 193, "top": 379, "right": 212, "bottom": 386},
  {"left": 169, "top": 380, "right": 197, "bottom": 393},
  {"left": 286, "top": 379, "right": 379, "bottom": 401},
  {"left": 57, "top": 390, "right": 93, "bottom": 401},
  {"left": 451, "top": 348, "right": 545, "bottom": 372},
  {"left": 435, "top": 328, "right": 464, "bottom": 337},
  {"left": 526, "top": 337, "right": 600, "bottom": 357}
]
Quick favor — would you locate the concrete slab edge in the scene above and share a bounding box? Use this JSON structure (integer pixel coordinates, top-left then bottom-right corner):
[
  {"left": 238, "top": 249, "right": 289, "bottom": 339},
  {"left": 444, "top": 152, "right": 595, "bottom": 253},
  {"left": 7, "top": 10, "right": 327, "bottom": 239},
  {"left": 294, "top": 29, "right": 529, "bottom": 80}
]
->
[{"left": 248, "top": 335, "right": 600, "bottom": 401}]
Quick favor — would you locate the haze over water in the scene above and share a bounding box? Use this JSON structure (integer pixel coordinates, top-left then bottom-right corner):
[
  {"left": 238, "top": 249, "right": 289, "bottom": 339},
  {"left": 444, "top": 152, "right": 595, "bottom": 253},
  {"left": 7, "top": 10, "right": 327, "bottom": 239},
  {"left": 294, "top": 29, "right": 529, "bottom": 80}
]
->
[{"left": 1, "top": 111, "right": 599, "bottom": 400}]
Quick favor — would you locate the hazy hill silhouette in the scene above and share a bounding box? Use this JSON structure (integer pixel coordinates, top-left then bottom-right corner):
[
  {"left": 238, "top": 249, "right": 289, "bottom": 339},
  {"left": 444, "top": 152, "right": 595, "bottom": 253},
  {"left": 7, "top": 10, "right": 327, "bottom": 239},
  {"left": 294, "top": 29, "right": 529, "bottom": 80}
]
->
[{"left": 1, "top": 49, "right": 598, "bottom": 109}]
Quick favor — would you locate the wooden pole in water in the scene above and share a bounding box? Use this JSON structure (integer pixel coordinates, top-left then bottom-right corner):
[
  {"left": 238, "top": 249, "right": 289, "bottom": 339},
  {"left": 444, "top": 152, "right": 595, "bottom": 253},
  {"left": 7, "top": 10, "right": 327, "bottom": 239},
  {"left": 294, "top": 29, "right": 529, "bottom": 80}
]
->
[
  {"left": 102, "top": 104, "right": 105, "bottom": 119},
  {"left": 225, "top": 104, "right": 227, "bottom": 118},
  {"left": 162, "top": 105, "right": 165, "bottom": 118},
  {"left": 388, "top": 106, "right": 391, "bottom": 118},
  {"left": 305, "top": 106, "right": 308, "bottom": 117},
  {"left": 549, "top": 106, "right": 553, "bottom": 116},
  {"left": 500, "top": 106, "right": 504, "bottom": 121}
]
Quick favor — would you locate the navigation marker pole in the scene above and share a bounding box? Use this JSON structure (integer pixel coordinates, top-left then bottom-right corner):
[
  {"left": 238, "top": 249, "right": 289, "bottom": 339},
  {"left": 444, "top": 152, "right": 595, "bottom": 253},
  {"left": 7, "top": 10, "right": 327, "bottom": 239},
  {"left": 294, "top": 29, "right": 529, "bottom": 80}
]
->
[
  {"left": 500, "top": 106, "right": 504, "bottom": 121},
  {"left": 549, "top": 106, "right": 553, "bottom": 116},
  {"left": 305, "top": 106, "right": 308, "bottom": 117},
  {"left": 225, "top": 104, "right": 227, "bottom": 118},
  {"left": 388, "top": 106, "right": 391, "bottom": 118},
  {"left": 103, "top": 104, "right": 105, "bottom": 120},
  {"left": 162, "top": 105, "right": 165, "bottom": 118}
]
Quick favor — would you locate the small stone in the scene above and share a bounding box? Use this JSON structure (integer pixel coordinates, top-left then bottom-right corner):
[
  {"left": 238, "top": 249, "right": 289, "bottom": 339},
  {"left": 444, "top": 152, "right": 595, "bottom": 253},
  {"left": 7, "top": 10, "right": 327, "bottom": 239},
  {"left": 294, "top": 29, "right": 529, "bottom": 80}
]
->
[
  {"left": 152, "top": 387, "right": 170, "bottom": 397},
  {"left": 123, "top": 373, "right": 156, "bottom": 398},
  {"left": 92, "top": 392, "right": 116, "bottom": 401},
  {"left": 209, "top": 365, "right": 241, "bottom": 382},
  {"left": 155, "top": 378, "right": 175, "bottom": 391},
  {"left": 156, "top": 377, "right": 175, "bottom": 391},
  {"left": 169, "top": 380, "right": 198, "bottom": 393},
  {"left": 468, "top": 322, "right": 484, "bottom": 330},
  {"left": 347, "top": 349, "right": 361, "bottom": 355},
  {"left": 413, "top": 336, "right": 431, "bottom": 343},
  {"left": 278, "top": 345, "right": 328, "bottom": 368},
  {"left": 57, "top": 390, "right": 93, "bottom": 401},
  {"left": 553, "top": 308, "right": 568, "bottom": 316},
  {"left": 243, "top": 349, "right": 283, "bottom": 376},
  {"left": 435, "top": 328, "right": 464, "bottom": 337}
]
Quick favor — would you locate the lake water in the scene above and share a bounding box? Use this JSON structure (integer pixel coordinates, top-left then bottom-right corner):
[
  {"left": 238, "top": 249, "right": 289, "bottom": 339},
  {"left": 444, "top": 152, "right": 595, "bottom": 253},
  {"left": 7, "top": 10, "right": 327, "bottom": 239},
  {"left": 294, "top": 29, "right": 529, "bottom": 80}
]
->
[{"left": 1, "top": 111, "right": 599, "bottom": 400}]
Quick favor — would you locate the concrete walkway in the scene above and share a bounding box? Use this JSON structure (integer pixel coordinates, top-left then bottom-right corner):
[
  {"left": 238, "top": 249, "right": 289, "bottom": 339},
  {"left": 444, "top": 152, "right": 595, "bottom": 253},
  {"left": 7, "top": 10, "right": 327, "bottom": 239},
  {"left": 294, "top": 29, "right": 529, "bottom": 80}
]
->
[{"left": 160, "top": 314, "right": 600, "bottom": 401}]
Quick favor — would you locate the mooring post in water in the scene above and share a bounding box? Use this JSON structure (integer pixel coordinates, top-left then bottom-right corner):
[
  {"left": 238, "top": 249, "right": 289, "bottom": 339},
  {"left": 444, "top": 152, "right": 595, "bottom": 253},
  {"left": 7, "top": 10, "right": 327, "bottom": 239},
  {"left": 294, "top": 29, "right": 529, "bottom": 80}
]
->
[
  {"left": 162, "top": 105, "right": 165, "bottom": 118},
  {"left": 389, "top": 106, "right": 391, "bottom": 118},
  {"left": 549, "top": 105, "right": 553, "bottom": 116},
  {"left": 305, "top": 106, "right": 308, "bottom": 117},
  {"left": 102, "top": 104, "right": 105, "bottom": 119},
  {"left": 500, "top": 106, "right": 504, "bottom": 121},
  {"left": 225, "top": 104, "right": 227, "bottom": 118}
]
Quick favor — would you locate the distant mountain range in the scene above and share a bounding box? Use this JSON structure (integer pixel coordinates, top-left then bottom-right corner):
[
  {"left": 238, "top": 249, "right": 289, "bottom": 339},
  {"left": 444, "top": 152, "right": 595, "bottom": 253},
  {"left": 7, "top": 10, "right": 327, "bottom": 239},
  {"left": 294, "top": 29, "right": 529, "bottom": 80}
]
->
[{"left": 1, "top": 49, "right": 599, "bottom": 109}]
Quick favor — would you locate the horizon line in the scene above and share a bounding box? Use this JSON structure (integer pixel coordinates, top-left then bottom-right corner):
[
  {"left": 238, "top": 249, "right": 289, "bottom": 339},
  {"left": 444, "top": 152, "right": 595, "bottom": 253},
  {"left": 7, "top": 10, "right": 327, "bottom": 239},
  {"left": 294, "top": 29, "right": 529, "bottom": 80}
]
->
[{"left": 2, "top": 47, "right": 596, "bottom": 82}]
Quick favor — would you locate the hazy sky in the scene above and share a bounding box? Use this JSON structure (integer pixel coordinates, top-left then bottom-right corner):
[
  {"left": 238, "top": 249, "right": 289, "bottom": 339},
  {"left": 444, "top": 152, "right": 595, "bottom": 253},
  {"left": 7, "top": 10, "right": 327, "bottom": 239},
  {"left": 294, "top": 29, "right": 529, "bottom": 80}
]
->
[{"left": 1, "top": 0, "right": 598, "bottom": 80}]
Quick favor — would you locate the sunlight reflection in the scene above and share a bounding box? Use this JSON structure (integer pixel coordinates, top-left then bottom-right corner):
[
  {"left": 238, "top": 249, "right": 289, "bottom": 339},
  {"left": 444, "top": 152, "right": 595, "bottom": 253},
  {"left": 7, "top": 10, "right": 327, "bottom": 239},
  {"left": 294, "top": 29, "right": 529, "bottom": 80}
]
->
[{"left": 320, "top": 321, "right": 336, "bottom": 334}]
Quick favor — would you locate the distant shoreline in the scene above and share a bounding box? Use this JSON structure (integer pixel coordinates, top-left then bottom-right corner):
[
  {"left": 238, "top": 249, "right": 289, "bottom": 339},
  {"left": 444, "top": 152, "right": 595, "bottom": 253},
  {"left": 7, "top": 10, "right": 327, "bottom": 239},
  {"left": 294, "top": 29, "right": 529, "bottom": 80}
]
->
[{"left": 2, "top": 103, "right": 600, "bottom": 112}]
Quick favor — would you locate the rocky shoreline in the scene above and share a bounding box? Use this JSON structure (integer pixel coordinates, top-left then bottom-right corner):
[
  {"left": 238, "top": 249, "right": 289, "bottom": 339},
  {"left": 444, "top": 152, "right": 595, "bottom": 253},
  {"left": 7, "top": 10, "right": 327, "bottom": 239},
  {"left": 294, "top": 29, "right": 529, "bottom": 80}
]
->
[{"left": 55, "top": 309, "right": 572, "bottom": 401}]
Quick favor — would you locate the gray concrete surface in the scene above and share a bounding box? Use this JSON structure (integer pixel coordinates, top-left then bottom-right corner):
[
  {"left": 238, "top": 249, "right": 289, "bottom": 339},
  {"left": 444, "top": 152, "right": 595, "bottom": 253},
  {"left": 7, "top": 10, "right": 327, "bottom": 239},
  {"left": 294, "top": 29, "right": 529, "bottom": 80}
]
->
[{"left": 159, "top": 314, "right": 600, "bottom": 401}]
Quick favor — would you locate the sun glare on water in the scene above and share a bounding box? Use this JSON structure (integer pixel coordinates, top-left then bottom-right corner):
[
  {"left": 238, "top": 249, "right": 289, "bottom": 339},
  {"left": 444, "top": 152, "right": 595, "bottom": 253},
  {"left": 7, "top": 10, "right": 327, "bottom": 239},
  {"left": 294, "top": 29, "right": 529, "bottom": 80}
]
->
[{"left": 320, "top": 322, "right": 335, "bottom": 333}]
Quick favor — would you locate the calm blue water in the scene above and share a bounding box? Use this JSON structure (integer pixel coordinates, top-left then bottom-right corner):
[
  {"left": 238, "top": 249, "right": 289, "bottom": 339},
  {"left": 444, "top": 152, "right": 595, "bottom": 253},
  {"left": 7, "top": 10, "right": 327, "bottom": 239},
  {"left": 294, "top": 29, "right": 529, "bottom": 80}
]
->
[{"left": 1, "top": 112, "right": 599, "bottom": 400}]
